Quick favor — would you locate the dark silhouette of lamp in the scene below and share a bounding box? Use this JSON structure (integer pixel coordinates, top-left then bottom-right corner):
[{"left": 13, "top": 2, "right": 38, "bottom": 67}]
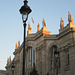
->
[{"left": 19, "top": 0, "right": 32, "bottom": 75}]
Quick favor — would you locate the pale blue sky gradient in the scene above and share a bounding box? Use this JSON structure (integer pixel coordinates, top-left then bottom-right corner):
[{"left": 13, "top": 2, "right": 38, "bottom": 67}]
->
[{"left": 0, "top": 0, "right": 75, "bottom": 70}]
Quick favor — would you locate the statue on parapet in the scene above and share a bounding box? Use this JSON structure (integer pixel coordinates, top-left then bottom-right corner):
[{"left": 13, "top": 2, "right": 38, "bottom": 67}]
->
[
  {"left": 16, "top": 42, "right": 18, "bottom": 49},
  {"left": 68, "top": 12, "right": 73, "bottom": 23},
  {"left": 28, "top": 22, "right": 32, "bottom": 34},
  {"left": 43, "top": 18, "right": 46, "bottom": 27},
  {"left": 18, "top": 40, "right": 20, "bottom": 47},
  {"left": 28, "top": 22, "right": 32, "bottom": 30},
  {"left": 60, "top": 18, "right": 64, "bottom": 29},
  {"left": 37, "top": 23, "right": 40, "bottom": 31}
]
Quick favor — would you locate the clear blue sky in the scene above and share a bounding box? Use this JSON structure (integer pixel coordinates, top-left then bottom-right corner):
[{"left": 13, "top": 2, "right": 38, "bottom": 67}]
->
[{"left": 0, "top": 0, "right": 75, "bottom": 70}]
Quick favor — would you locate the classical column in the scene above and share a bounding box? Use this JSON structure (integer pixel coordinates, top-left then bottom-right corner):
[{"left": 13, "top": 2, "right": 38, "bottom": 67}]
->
[
  {"left": 27, "top": 50, "right": 28, "bottom": 69},
  {"left": 32, "top": 48, "right": 33, "bottom": 67},
  {"left": 29, "top": 48, "right": 31, "bottom": 69},
  {"left": 28, "top": 48, "right": 30, "bottom": 69},
  {"left": 33, "top": 50, "right": 36, "bottom": 65},
  {"left": 34, "top": 50, "right": 36, "bottom": 65},
  {"left": 30, "top": 48, "right": 31, "bottom": 62}
]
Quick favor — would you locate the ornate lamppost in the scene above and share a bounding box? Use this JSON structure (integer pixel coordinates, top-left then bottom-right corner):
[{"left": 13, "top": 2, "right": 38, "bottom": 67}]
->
[
  {"left": 19, "top": 0, "right": 32, "bottom": 75},
  {"left": 11, "top": 62, "right": 15, "bottom": 75},
  {"left": 54, "top": 50, "right": 59, "bottom": 75}
]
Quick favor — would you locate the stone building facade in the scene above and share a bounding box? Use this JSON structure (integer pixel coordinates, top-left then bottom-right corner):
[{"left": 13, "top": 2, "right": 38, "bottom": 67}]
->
[
  {"left": 5, "top": 12, "right": 75, "bottom": 75},
  {"left": 0, "top": 70, "right": 6, "bottom": 75}
]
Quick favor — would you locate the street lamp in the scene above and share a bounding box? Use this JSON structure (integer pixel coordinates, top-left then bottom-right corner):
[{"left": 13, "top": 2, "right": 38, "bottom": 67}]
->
[
  {"left": 54, "top": 50, "right": 59, "bottom": 75},
  {"left": 11, "top": 63, "right": 15, "bottom": 75},
  {"left": 19, "top": 0, "right": 32, "bottom": 75}
]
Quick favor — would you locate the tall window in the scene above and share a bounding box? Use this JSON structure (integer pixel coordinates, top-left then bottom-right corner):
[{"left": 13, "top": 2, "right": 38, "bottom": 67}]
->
[
  {"left": 65, "top": 50, "right": 70, "bottom": 67},
  {"left": 26, "top": 47, "right": 36, "bottom": 69},
  {"left": 26, "top": 47, "right": 33, "bottom": 68}
]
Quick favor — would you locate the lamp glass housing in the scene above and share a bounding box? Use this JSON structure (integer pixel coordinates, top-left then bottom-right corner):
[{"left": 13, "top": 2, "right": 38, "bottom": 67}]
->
[
  {"left": 22, "top": 12, "right": 27, "bottom": 22},
  {"left": 12, "top": 67, "right": 15, "bottom": 71},
  {"left": 11, "top": 64, "right": 15, "bottom": 71}
]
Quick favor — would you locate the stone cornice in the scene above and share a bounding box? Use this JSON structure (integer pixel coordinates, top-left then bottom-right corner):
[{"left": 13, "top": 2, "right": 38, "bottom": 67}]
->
[
  {"left": 45, "top": 28, "right": 75, "bottom": 40},
  {"left": 27, "top": 29, "right": 43, "bottom": 41},
  {"left": 39, "top": 26, "right": 75, "bottom": 40},
  {"left": 58, "top": 28, "right": 71, "bottom": 39},
  {"left": 36, "top": 43, "right": 46, "bottom": 51},
  {"left": 59, "top": 42, "right": 75, "bottom": 52},
  {"left": 58, "top": 23, "right": 75, "bottom": 39},
  {"left": 44, "top": 35, "right": 58, "bottom": 40},
  {"left": 13, "top": 23, "right": 75, "bottom": 55},
  {"left": 27, "top": 27, "right": 51, "bottom": 41}
]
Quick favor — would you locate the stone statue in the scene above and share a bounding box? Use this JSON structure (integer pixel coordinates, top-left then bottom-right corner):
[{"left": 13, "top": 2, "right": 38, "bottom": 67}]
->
[
  {"left": 28, "top": 22, "right": 32, "bottom": 34},
  {"left": 60, "top": 18, "right": 64, "bottom": 29},
  {"left": 7, "top": 57, "right": 10, "bottom": 65},
  {"left": 7, "top": 58, "right": 9, "bottom": 65},
  {"left": 37, "top": 23, "right": 40, "bottom": 31},
  {"left": 18, "top": 40, "right": 20, "bottom": 47},
  {"left": 28, "top": 22, "right": 32, "bottom": 30},
  {"left": 68, "top": 12, "right": 73, "bottom": 23},
  {"left": 16, "top": 42, "right": 18, "bottom": 49},
  {"left": 43, "top": 18, "right": 46, "bottom": 27},
  {"left": 9, "top": 56, "right": 11, "bottom": 64}
]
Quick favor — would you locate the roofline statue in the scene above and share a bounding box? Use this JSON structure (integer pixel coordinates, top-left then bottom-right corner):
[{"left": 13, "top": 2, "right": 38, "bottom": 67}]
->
[
  {"left": 68, "top": 12, "right": 73, "bottom": 23},
  {"left": 60, "top": 18, "right": 64, "bottom": 29},
  {"left": 43, "top": 18, "right": 46, "bottom": 27}
]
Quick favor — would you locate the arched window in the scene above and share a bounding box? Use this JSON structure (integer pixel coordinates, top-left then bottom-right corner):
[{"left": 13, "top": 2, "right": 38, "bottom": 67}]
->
[{"left": 50, "top": 45, "right": 60, "bottom": 74}]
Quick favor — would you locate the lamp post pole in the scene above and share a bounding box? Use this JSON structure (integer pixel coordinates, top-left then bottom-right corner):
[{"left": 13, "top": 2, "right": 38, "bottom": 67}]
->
[
  {"left": 23, "top": 21, "right": 26, "bottom": 75},
  {"left": 19, "top": 0, "right": 32, "bottom": 75}
]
